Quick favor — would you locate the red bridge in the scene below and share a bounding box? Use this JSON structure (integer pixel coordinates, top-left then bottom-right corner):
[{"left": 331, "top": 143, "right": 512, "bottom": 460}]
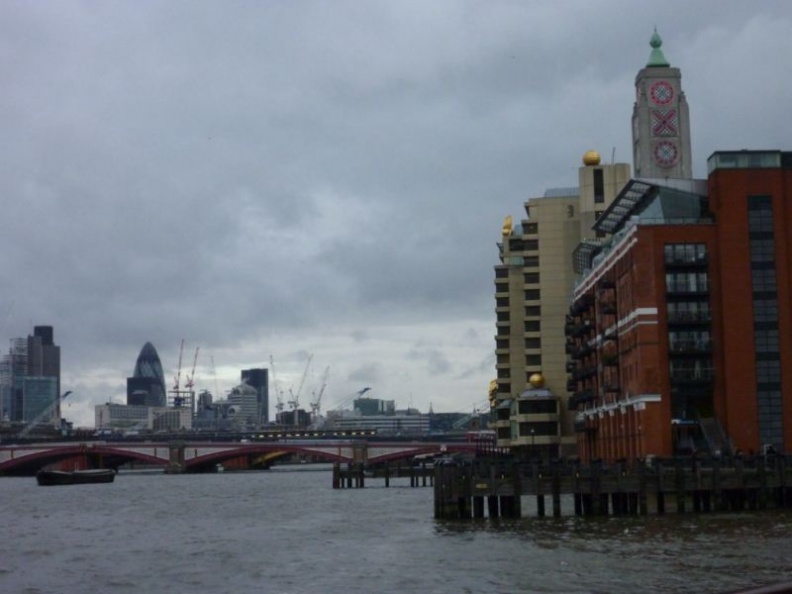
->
[{"left": 0, "top": 439, "right": 480, "bottom": 475}]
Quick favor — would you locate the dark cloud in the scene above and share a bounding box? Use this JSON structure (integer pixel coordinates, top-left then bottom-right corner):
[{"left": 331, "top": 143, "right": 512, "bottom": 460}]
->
[{"left": 1, "top": 1, "right": 790, "bottom": 424}]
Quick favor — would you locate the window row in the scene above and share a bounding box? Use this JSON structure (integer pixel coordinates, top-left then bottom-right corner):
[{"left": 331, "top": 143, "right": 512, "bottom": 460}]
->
[
  {"left": 666, "top": 272, "right": 709, "bottom": 293},
  {"left": 664, "top": 243, "right": 707, "bottom": 264}
]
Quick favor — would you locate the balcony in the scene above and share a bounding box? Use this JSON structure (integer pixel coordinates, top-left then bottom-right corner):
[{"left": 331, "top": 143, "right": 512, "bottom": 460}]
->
[
  {"left": 666, "top": 280, "right": 709, "bottom": 295},
  {"left": 568, "top": 389, "right": 596, "bottom": 410},
  {"left": 665, "top": 254, "right": 709, "bottom": 268},
  {"left": 667, "top": 311, "right": 712, "bottom": 325},
  {"left": 669, "top": 340, "right": 712, "bottom": 354},
  {"left": 670, "top": 368, "right": 714, "bottom": 383}
]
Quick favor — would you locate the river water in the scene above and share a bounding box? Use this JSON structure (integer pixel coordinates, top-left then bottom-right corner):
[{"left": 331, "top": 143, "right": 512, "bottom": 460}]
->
[{"left": 2, "top": 467, "right": 791, "bottom": 594}]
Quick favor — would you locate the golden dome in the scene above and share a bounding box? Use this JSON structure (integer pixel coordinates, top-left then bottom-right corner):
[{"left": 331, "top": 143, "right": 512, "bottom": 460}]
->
[
  {"left": 529, "top": 373, "right": 545, "bottom": 388},
  {"left": 582, "top": 150, "right": 601, "bottom": 166}
]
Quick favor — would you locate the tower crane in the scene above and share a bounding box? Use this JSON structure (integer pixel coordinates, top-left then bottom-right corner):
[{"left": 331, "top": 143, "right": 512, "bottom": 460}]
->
[
  {"left": 310, "top": 366, "right": 330, "bottom": 422},
  {"left": 287, "top": 353, "right": 313, "bottom": 412},
  {"left": 182, "top": 346, "right": 200, "bottom": 413},
  {"left": 173, "top": 339, "right": 185, "bottom": 393},
  {"left": 184, "top": 346, "right": 200, "bottom": 392}
]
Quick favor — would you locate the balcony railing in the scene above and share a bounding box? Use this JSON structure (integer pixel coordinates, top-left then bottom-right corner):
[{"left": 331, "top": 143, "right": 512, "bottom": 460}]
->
[
  {"left": 667, "top": 311, "right": 712, "bottom": 324},
  {"left": 670, "top": 368, "right": 714, "bottom": 382},
  {"left": 666, "top": 281, "right": 709, "bottom": 293},
  {"left": 669, "top": 340, "right": 712, "bottom": 354}
]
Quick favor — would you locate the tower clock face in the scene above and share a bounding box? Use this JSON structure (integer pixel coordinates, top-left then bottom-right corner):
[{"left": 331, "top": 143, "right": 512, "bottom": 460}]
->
[
  {"left": 654, "top": 141, "right": 679, "bottom": 167},
  {"left": 649, "top": 81, "right": 674, "bottom": 105}
]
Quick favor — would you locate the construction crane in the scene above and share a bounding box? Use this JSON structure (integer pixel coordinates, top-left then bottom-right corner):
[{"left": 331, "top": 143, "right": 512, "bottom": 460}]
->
[
  {"left": 331, "top": 386, "right": 371, "bottom": 412},
  {"left": 181, "top": 346, "right": 200, "bottom": 413},
  {"left": 173, "top": 339, "right": 185, "bottom": 393},
  {"left": 184, "top": 346, "right": 200, "bottom": 392},
  {"left": 18, "top": 391, "right": 71, "bottom": 439},
  {"left": 287, "top": 353, "right": 313, "bottom": 412},
  {"left": 310, "top": 366, "right": 330, "bottom": 422}
]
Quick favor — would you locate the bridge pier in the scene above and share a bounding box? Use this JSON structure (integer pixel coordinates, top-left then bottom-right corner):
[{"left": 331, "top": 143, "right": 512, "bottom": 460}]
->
[{"left": 164, "top": 442, "right": 186, "bottom": 474}]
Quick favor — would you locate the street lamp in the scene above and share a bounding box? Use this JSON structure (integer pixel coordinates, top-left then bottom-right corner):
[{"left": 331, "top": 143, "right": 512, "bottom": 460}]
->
[{"left": 530, "top": 428, "right": 536, "bottom": 461}]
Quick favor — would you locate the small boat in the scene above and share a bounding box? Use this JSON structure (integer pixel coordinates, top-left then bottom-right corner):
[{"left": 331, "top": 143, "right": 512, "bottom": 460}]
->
[{"left": 36, "top": 469, "right": 116, "bottom": 486}]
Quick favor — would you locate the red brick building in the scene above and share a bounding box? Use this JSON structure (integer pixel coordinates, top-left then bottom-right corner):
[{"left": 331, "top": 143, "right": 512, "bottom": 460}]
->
[{"left": 567, "top": 151, "right": 792, "bottom": 461}]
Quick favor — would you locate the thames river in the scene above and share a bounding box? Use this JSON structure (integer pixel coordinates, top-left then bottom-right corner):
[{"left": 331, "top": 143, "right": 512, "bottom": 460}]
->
[{"left": 2, "top": 467, "right": 791, "bottom": 594}]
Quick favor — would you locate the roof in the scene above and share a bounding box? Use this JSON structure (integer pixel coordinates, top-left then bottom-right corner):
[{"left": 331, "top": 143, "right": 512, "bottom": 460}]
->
[
  {"left": 543, "top": 186, "right": 579, "bottom": 198},
  {"left": 593, "top": 178, "right": 709, "bottom": 235},
  {"left": 647, "top": 29, "right": 670, "bottom": 68}
]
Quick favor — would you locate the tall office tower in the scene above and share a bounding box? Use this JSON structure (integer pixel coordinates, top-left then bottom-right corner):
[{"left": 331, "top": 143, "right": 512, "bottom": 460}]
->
[
  {"left": 568, "top": 151, "right": 792, "bottom": 461},
  {"left": 632, "top": 30, "right": 692, "bottom": 180},
  {"left": 27, "top": 326, "right": 61, "bottom": 394},
  {"left": 241, "top": 368, "right": 269, "bottom": 425},
  {"left": 494, "top": 156, "right": 630, "bottom": 457},
  {"left": 0, "top": 339, "right": 27, "bottom": 422},
  {"left": 127, "top": 342, "right": 167, "bottom": 407},
  {"left": 0, "top": 327, "right": 61, "bottom": 427}
]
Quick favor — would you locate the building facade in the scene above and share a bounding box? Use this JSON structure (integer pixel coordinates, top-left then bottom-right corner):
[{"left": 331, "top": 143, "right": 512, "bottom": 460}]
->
[
  {"left": 568, "top": 151, "right": 792, "bottom": 460},
  {"left": 127, "top": 342, "right": 167, "bottom": 407},
  {"left": 494, "top": 158, "right": 629, "bottom": 457},
  {"left": 241, "top": 368, "right": 269, "bottom": 425},
  {"left": 0, "top": 326, "right": 61, "bottom": 428}
]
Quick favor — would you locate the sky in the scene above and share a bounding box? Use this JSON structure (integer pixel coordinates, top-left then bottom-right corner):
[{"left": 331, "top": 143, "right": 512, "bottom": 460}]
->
[{"left": 2, "top": 1, "right": 791, "bottom": 427}]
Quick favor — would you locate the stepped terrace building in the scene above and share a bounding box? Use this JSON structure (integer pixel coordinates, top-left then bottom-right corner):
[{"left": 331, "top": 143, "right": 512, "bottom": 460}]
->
[{"left": 567, "top": 150, "right": 792, "bottom": 461}]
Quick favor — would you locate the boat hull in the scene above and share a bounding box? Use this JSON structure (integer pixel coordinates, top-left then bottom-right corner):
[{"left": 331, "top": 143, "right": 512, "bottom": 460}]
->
[{"left": 36, "top": 469, "right": 116, "bottom": 486}]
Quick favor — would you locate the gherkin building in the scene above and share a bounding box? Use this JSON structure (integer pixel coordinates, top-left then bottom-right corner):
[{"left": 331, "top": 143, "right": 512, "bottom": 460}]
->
[{"left": 127, "top": 342, "right": 167, "bottom": 407}]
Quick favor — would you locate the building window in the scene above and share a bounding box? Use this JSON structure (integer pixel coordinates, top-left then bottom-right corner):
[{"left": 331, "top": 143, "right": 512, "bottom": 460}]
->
[
  {"left": 524, "top": 272, "right": 539, "bottom": 284},
  {"left": 525, "top": 337, "right": 541, "bottom": 349},
  {"left": 496, "top": 297, "right": 509, "bottom": 308},
  {"left": 526, "top": 355, "right": 542, "bottom": 366},
  {"left": 524, "top": 222, "right": 538, "bottom": 235},
  {"left": 756, "top": 359, "right": 781, "bottom": 383},
  {"left": 753, "top": 299, "right": 778, "bottom": 323},
  {"left": 664, "top": 243, "right": 707, "bottom": 264},
  {"left": 518, "top": 400, "right": 558, "bottom": 415},
  {"left": 755, "top": 329, "right": 779, "bottom": 353},
  {"left": 524, "top": 239, "right": 539, "bottom": 251},
  {"left": 750, "top": 239, "right": 775, "bottom": 262},
  {"left": 749, "top": 194, "right": 783, "bottom": 447},
  {"left": 524, "top": 256, "right": 539, "bottom": 267},
  {"left": 593, "top": 169, "right": 604, "bottom": 203},
  {"left": 525, "top": 306, "right": 541, "bottom": 317},
  {"left": 519, "top": 421, "right": 557, "bottom": 437},
  {"left": 497, "top": 312, "right": 510, "bottom": 323},
  {"left": 525, "top": 320, "right": 540, "bottom": 332},
  {"left": 524, "top": 289, "right": 540, "bottom": 301},
  {"left": 666, "top": 272, "right": 709, "bottom": 293}
]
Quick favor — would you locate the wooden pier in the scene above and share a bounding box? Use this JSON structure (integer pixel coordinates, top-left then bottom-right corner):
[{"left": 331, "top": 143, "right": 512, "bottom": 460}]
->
[
  {"left": 433, "top": 455, "right": 792, "bottom": 519},
  {"left": 332, "top": 462, "right": 434, "bottom": 489}
]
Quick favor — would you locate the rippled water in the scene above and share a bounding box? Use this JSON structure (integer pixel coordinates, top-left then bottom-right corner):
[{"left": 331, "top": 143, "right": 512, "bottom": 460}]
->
[{"left": 2, "top": 467, "right": 791, "bottom": 594}]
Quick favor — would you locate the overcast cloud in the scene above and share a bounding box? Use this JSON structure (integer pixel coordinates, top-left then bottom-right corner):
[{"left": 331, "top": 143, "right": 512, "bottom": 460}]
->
[{"left": 2, "top": 1, "right": 791, "bottom": 426}]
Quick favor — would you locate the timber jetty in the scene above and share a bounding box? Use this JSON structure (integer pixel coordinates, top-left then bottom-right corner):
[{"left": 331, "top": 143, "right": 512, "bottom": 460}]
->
[{"left": 433, "top": 454, "right": 792, "bottom": 520}]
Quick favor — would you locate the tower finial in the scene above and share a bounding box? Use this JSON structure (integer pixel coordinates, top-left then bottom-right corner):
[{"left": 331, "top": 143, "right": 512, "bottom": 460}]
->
[{"left": 647, "top": 29, "right": 670, "bottom": 67}]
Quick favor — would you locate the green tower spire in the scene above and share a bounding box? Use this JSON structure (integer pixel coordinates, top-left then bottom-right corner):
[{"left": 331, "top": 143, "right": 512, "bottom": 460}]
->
[{"left": 647, "top": 28, "right": 670, "bottom": 67}]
